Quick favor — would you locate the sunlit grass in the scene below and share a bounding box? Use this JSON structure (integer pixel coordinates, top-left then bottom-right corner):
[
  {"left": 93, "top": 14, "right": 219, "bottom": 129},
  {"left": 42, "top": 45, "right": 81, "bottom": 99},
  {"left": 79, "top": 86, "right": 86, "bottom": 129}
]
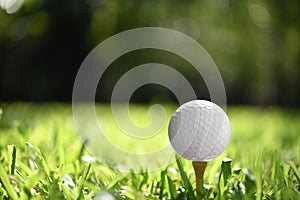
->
[
  {"left": 95, "top": 104, "right": 177, "bottom": 153},
  {"left": 0, "top": 103, "right": 299, "bottom": 199}
]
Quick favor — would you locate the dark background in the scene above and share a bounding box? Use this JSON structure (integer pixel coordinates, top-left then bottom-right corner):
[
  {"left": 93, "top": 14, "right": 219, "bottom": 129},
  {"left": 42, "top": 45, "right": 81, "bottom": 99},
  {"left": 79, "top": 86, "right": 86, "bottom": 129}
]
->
[{"left": 0, "top": 0, "right": 299, "bottom": 106}]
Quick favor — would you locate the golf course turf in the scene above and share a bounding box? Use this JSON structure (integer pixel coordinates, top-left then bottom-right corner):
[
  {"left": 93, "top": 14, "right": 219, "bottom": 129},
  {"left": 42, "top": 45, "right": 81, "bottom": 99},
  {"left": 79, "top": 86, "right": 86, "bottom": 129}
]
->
[{"left": 0, "top": 103, "right": 299, "bottom": 199}]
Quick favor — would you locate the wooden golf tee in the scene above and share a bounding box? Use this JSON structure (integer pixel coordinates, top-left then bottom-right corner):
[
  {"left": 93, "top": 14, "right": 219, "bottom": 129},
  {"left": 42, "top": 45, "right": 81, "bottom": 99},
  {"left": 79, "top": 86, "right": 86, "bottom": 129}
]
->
[{"left": 192, "top": 161, "right": 207, "bottom": 200}]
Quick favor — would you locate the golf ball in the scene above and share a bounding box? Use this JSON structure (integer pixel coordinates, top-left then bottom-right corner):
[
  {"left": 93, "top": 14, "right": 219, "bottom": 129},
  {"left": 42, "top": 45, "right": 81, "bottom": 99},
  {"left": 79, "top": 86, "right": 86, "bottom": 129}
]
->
[{"left": 168, "top": 100, "right": 231, "bottom": 161}]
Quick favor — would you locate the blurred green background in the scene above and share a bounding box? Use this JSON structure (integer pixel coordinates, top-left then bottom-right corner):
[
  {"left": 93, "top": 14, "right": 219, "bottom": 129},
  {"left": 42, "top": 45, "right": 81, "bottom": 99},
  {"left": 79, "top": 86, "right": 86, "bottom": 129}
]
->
[{"left": 0, "top": 0, "right": 299, "bottom": 106}]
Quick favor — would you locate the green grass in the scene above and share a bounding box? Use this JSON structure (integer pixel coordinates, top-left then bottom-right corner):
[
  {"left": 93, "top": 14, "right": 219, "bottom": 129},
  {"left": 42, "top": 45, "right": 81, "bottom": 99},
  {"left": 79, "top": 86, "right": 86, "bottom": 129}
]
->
[{"left": 0, "top": 103, "right": 299, "bottom": 199}]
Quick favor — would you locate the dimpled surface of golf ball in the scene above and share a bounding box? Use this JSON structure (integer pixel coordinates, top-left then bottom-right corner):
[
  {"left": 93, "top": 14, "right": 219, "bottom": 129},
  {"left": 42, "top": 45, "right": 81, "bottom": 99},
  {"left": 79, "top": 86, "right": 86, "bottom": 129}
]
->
[{"left": 168, "top": 100, "right": 231, "bottom": 161}]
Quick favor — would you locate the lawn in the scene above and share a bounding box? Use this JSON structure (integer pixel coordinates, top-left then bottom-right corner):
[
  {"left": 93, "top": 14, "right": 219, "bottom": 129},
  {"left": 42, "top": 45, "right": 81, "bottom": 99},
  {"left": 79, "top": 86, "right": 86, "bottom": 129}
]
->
[{"left": 0, "top": 103, "right": 299, "bottom": 199}]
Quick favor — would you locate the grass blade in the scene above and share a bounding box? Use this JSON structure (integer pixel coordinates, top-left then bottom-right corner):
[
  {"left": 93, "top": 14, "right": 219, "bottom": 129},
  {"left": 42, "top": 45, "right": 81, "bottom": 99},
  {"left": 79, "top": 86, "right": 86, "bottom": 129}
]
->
[
  {"left": 175, "top": 155, "right": 196, "bottom": 200},
  {"left": 221, "top": 157, "right": 232, "bottom": 187},
  {"left": 289, "top": 161, "right": 300, "bottom": 184},
  {"left": 244, "top": 168, "right": 256, "bottom": 198},
  {"left": 77, "top": 163, "right": 92, "bottom": 200},
  {"left": 139, "top": 169, "right": 149, "bottom": 190},
  {"left": 217, "top": 158, "right": 232, "bottom": 199},
  {"left": 25, "top": 142, "right": 52, "bottom": 182},
  {"left": 159, "top": 169, "right": 166, "bottom": 197},
  {"left": 0, "top": 163, "right": 19, "bottom": 200},
  {"left": 167, "top": 175, "right": 177, "bottom": 199},
  {"left": 7, "top": 145, "right": 16, "bottom": 175},
  {"left": 255, "top": 151, "right": 263, "bottom": 200}
]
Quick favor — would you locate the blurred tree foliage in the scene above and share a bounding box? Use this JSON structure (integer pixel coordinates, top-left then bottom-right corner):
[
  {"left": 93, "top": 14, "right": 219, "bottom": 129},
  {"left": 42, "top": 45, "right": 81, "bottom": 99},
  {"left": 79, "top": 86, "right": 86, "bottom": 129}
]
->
[{"left": 0, "top": 0, "right": 299, "bottom": 106}]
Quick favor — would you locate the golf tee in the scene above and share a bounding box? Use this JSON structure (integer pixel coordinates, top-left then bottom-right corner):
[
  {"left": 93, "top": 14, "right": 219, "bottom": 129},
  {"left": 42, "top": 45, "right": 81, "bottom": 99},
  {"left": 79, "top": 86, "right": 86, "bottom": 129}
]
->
[{"left": 192, "top": 161, "right": 207, "bottom": 200}]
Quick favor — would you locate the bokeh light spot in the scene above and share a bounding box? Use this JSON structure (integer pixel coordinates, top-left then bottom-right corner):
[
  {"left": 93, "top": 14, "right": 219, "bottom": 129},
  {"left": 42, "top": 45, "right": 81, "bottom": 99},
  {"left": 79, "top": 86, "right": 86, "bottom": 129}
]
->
[{"left": 249, "top": 4, "right": 270, "bottom": 28}]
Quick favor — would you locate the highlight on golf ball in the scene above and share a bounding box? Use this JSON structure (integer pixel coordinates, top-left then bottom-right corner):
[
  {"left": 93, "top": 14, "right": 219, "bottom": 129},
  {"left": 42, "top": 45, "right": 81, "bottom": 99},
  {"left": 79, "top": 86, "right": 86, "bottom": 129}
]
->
[{"left": 168, "top": 100, "right": 231, "bottom": 161}]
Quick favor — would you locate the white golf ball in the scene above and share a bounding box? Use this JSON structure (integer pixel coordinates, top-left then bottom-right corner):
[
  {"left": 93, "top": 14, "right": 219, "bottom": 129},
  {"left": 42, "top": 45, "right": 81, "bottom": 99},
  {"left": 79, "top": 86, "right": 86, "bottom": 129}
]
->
[{"left": 168, "top": 100, "right": 231, "bottom": 161}]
